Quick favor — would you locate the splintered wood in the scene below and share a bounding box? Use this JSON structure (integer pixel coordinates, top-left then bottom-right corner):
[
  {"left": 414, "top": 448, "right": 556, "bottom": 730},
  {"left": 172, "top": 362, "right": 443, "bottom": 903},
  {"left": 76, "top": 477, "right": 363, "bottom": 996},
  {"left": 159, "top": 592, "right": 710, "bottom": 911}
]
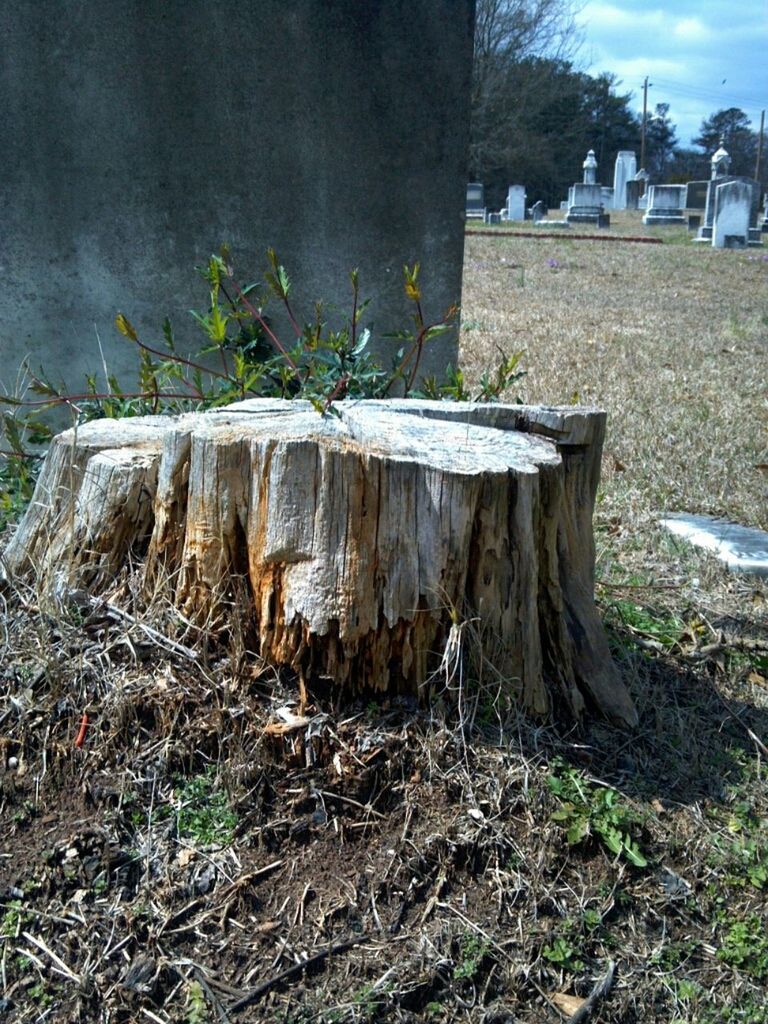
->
[{"left": 1, "top": 399, "right": 637, "bottom": 726}]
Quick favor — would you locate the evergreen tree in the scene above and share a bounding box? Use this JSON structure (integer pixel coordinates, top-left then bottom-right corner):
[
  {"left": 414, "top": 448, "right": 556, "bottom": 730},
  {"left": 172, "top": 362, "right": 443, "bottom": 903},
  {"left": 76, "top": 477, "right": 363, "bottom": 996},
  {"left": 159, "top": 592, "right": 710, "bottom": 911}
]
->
[
  {"left": 693, "top": 108, "right": 758, "bottom": 177},
  {"left": 643, "top": 103, "right": 678, "bottom": 181}
]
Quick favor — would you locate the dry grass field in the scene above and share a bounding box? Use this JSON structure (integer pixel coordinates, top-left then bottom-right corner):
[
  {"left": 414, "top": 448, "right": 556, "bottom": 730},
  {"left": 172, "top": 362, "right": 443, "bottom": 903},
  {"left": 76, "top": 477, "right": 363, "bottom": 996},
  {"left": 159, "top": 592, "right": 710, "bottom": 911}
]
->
[
  {"left": 462, "top": 214, "right": 767, "bottom": 619},
  {"left": 0, "top": 218, "right": 766, "bottom": 1023}
]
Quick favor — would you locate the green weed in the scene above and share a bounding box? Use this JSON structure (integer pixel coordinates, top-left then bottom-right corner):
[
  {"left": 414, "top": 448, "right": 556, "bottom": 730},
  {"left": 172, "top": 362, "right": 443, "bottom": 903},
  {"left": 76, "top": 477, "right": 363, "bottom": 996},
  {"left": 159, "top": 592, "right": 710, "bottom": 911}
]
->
[
  {"left": 606, "top": 599, "right": 685, "bottom": 648},
  {"left": 184, "top": 980, "right": 210, "bottom": 1024},
  {"left": 0, "top": 900, "right": 30, "bottom": 938},
  {"left": 541, "top": 935, "right": 584, "bottom": 973},
  {"left": 175, "top": 768, "right": 237, "bottom": 847},
  {"left": 1, "top": 248, "right": 524, "bottom": 527},
  {"left": 717, "top": 915, "right": 768, "bottom": 979},
  {"left": 707, "top": 801, "right": 768, "bottom": 890},
  {"left": 548, "top": 759, "right": 648, "bottom": 867},
  {"left": 454, "top": 931, "right": 490, "bottom": 981}
]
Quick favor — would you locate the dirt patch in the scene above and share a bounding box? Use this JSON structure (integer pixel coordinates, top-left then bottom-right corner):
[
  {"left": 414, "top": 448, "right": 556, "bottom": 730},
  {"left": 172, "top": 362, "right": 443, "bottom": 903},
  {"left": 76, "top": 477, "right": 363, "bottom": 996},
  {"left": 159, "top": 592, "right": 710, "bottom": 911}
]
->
[{"left": 0, "top": 575, "right": 767, "bottom": 1022}]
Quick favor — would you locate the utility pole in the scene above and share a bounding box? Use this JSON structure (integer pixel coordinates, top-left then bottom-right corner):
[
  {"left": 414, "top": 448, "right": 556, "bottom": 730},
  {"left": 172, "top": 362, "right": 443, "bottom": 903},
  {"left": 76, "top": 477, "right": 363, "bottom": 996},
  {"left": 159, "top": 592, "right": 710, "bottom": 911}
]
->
[
  {"left": 756, "top": 109, "right": 765, "bottom": 181},
  {"left": 640, "top": 76, "right": 649, "bottom": 173}
]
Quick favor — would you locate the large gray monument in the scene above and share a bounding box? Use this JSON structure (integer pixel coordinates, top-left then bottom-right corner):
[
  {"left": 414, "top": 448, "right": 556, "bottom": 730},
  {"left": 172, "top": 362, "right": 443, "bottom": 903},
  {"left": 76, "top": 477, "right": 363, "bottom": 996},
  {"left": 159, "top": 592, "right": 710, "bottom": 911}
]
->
[
  {"left": 612, "top": 151, "right": 637, "bottom": 210},
  {"left": 0, "top": 2, "right": 476, "bottom": 393}
]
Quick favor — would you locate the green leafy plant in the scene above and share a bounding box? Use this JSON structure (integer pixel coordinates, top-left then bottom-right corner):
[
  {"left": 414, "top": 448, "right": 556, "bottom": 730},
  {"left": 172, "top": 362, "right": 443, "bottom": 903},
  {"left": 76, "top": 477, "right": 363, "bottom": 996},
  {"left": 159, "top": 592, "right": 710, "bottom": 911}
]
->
[
  {"left": 542, "top": 935, "right": 584, "bottom": 973},
  {"left": 707, "top": 801, "right": 768, "bottom": 890},
  {"left": 0, "top": 900, "right": 31, "bottom": 938},
  {"left": 184, "top": 979, "right": 210, "bottom": 1024},
  {"left": 717, "top": 916, "right": 768, "bottom": 979},
  {"left": 547, "top": 759, "right": 648, "bottom": 867},
  {"left": 175, "top": 768, "right": 237, "bottom": 847},
  {"left": 541, "top": 909, "right": 607, "bottom": 974},
  {"left": 607, "top": 600, "right": 685, "bottom": 648},
  {"left": 1, "top": 248, "right": 524, "bottom": 529},
  {"left": 453, "top": 931, "right": 490, "bottom": 981}
]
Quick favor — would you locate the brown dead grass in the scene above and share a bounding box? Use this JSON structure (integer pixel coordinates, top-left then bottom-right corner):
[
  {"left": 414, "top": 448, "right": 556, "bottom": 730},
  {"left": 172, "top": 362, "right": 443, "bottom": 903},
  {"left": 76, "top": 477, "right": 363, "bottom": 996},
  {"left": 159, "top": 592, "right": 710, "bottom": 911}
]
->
[
  {"left": 461, "top": 212, "right": 767, "bottom": 528},
  {"left": 461, "top": 213, "right": 768, "bottom": 630}
]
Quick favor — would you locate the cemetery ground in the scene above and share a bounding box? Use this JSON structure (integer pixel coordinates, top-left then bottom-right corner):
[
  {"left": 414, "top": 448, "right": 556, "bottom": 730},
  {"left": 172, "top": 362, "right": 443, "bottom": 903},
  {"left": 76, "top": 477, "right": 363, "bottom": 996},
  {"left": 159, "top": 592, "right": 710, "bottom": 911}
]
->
[{"left": 1, "top": 214, "right": 767, "bottom": 1023}]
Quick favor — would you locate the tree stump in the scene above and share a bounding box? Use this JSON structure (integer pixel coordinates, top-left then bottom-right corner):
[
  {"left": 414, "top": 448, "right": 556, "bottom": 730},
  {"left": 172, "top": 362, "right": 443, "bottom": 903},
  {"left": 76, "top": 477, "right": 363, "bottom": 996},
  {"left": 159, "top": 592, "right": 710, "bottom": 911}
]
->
[{"left": 1, "top": 399, "right": 637, "bottom": 726}]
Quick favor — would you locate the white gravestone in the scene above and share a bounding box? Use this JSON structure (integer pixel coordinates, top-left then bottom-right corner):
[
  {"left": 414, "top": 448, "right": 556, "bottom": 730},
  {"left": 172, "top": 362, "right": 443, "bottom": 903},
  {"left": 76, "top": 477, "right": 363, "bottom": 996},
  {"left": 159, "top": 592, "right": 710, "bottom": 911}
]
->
[
  {"left": 642, "top": 185, "right": 686, "bottom": 225},
  {"left": 583, "top": 149, "right": 598, "bottom": 185},
  {"left": 466, "top": 183, "right": 486, "bottom": 220},
  {"left": 566, "top": 183, "right": 603, "bottom": 224},
  {"left": 712, "top": 180, "right": 751, "bottom": 248},
  {"left": 612, "top": 151, "right": 637, "bottom": 210},
  {"left": 507, "top": 185, "right": 526, "bottom": 221}
]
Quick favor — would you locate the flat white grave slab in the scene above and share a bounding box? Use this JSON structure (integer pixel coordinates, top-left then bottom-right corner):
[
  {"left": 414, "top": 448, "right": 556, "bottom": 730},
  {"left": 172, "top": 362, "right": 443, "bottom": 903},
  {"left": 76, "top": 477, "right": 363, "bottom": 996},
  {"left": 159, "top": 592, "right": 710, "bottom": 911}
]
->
[{"left": 660, "top": 513, "right": 768, "bottom": 577}]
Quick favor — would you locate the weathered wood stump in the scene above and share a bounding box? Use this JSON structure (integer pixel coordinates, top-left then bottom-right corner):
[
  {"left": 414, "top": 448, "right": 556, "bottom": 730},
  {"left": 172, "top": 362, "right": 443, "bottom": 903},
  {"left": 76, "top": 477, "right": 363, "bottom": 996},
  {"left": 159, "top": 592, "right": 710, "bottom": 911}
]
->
[{"left": 0, "top": 399, "right": 637, "bottom": 726}]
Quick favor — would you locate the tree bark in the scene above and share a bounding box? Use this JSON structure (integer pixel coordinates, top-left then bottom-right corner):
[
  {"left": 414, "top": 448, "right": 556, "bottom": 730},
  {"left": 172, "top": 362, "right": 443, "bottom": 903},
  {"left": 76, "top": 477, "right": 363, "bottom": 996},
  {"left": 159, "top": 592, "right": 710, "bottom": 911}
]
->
[{"left": 1, "top": 399, "right": 636, "bottom": 727}]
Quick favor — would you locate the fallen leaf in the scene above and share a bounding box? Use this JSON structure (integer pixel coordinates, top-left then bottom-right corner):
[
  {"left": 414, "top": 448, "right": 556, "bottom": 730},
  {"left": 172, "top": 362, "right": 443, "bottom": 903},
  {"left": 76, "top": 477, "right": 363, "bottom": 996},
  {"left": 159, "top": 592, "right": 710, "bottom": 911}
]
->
[
  {"left": 551, "top": 991, "right": 585, "bottom": 1016},
  {"left": 613, "top": 456, "right": 626, "bottom": 472},
  {"left": 747, "top": 670, "right": 766, "bottom": 687},
  {"left": 177, "top": 848, "right": 195, "bottom": 868}
]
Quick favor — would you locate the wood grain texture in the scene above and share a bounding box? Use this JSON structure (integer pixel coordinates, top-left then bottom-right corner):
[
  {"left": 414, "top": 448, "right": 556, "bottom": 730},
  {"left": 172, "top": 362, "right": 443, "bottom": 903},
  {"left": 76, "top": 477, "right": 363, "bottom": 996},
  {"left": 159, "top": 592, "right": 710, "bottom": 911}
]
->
[{"left": 1, "top": 399, "right": 636, "bottom": 726}]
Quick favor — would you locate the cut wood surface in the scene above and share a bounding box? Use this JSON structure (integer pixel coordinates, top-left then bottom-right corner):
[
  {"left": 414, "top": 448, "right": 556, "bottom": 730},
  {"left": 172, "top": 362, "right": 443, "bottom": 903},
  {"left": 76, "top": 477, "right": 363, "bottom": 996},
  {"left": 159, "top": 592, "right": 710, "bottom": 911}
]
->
[{"left": 1, "top": 399, "right": 637, "bottom": 726}]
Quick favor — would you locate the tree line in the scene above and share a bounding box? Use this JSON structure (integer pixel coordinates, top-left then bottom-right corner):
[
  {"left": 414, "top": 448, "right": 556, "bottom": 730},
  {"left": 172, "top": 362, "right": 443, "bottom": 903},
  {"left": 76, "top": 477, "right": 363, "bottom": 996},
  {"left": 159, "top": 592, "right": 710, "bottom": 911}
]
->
[{"left": 470, "top": 0, "right": 765, "bottom": 210}]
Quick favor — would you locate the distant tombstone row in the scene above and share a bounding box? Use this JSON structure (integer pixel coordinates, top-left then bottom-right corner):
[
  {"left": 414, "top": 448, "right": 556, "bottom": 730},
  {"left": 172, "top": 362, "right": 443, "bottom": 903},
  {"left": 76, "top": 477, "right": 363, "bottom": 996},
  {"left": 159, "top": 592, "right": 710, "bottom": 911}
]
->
[
  {"left": 466, "top": 142, "right": 765, "bottom": 247},
  {"left": 465, "top": 183, "right": 546, "bottom": 225}
]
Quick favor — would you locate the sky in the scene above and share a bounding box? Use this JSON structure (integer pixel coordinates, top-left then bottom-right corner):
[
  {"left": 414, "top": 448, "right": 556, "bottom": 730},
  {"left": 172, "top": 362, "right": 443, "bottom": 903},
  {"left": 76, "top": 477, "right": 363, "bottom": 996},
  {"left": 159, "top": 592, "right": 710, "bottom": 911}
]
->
[{"left": 575, "top": 0, "right": 768, "bottom": 148}]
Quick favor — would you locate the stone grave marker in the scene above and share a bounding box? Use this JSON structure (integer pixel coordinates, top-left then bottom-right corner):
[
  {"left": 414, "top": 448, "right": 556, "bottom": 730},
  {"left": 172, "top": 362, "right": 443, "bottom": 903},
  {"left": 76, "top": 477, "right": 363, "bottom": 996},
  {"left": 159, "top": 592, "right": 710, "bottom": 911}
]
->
[
  {"left": 685, "top": 181, "right": 709, "bottom": 210},
  {"left": 712, "top": 180, "right": 752, "bottom": 248},
  {"left": 625, "top": 180, "right": 643, "bottom": 210},
  {"left": 612, "top": 151, "right": 637, "bottom": 209},
  {"left": 507, "top": 185, "right": 526, "bottom": 221},
  {"left": 661, "top": 514, "right": 768, "bottom": 577},
  {"left": 583, "top": 149, "right": 598, "bottom": 184},
  {"left": 0, "top": 1, "right": 476, "bottom": 392},
  {"left": 566, "top": 184, "right": 603, "bottom": 225},
  {"left": 642, "top": 185, "right": 686, "bottom": 225},
  {"left": 466, "top": 183, "right": 487, "bottom": 220},
  {"left": 697, "top": 176, "right": 763, "bottom": 242}
]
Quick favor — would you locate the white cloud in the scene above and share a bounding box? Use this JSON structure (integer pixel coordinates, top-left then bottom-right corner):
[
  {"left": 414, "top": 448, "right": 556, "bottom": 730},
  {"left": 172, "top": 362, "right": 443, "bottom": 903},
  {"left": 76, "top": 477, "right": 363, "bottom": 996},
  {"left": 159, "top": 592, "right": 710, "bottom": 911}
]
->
[
  {"left": 579, "top": 3, "right": 666, "bottom": 35},
  {"left": 672, "top": 17, "right": 711, "bottom": 41},
  {"left": 575, "top": 0, "right": 767, "bottom": 145}
]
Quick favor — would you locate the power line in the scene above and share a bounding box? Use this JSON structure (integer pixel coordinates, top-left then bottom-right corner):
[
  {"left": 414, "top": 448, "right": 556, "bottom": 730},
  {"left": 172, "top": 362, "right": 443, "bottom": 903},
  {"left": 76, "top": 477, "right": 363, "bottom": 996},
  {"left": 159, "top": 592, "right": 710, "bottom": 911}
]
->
[{"left": 648, "top": 76, "right": 763, "bottom": 111}]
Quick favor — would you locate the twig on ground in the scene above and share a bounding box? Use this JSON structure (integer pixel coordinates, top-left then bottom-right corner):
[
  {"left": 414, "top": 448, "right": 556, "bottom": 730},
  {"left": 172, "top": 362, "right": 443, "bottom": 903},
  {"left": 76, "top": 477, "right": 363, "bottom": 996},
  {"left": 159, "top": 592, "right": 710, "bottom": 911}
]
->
[
  {"left": 229, "top": 935, "right": 369, "bottom": 1013},
  {"left": 566, "top": 961, "right": 616, "bottom": 1023}
]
